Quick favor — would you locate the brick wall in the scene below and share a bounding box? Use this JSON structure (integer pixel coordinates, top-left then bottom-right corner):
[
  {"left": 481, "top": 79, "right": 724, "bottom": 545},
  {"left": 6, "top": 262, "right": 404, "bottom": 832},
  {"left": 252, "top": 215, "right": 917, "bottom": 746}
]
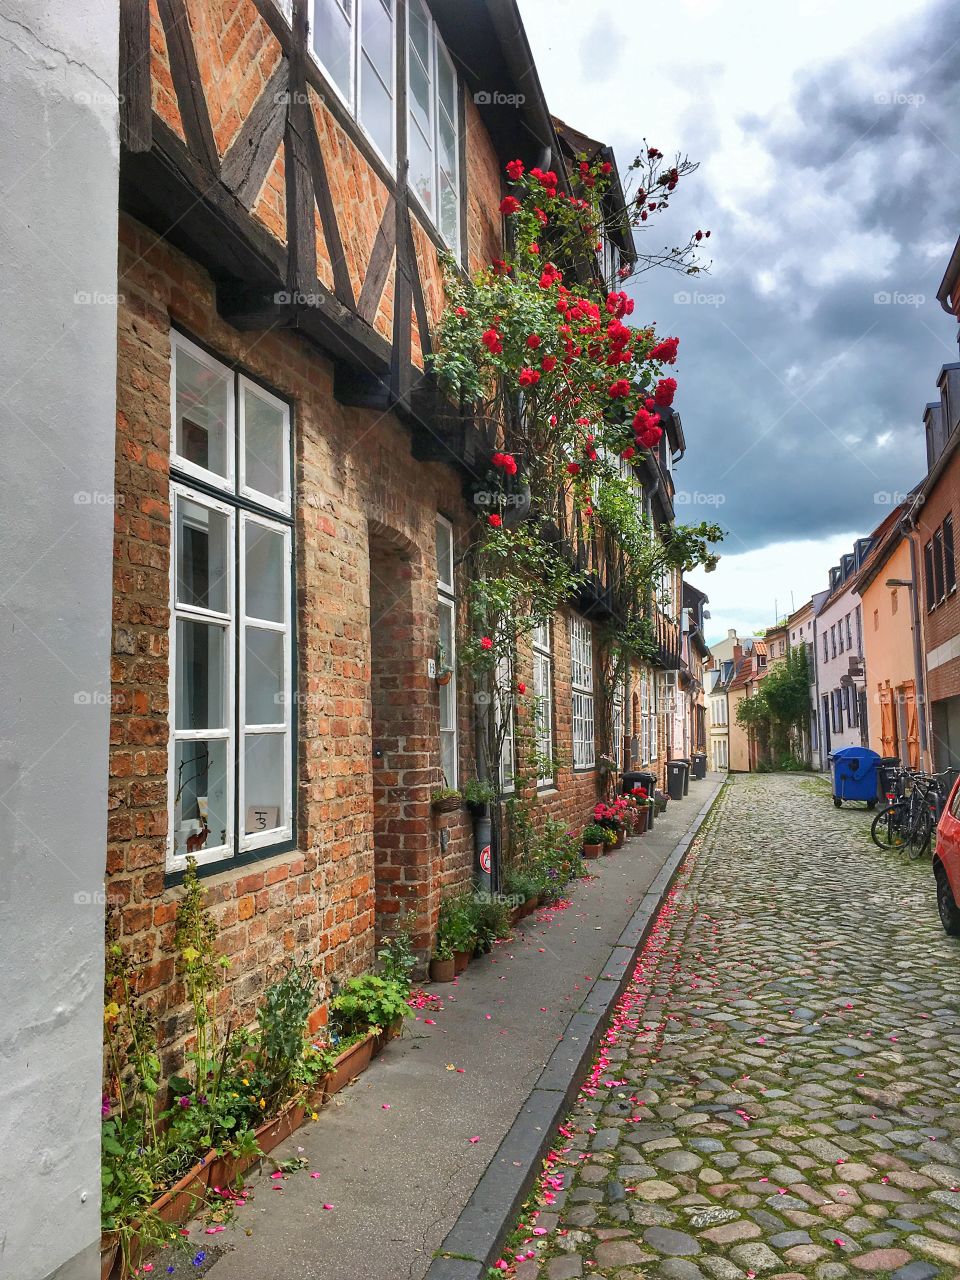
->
[{"left": 915, "top": 449, "right": 960, "bottom": 706}]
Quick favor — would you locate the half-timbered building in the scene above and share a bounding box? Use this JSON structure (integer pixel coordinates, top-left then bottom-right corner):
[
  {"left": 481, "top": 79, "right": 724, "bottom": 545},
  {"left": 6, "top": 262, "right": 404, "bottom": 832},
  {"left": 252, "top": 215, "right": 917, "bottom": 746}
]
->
[{"left": 108, "top": 0, "right": 689, "bottom": 1064}]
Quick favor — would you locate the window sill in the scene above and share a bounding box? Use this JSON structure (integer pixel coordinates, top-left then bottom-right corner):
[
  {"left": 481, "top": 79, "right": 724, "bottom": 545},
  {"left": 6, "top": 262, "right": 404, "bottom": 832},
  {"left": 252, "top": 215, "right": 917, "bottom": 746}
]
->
[{"left": 164, "top": 838, "right": 301, "bottom": 889}]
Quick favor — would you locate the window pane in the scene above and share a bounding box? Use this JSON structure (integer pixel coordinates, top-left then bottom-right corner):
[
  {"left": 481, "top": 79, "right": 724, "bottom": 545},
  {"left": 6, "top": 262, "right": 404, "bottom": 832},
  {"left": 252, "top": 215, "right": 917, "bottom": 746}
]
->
[
  {"left": 408, "top": 0, "right": 430, "bottom": 69},
  {"left": 360, "top": 52, "right": 393, "bottom": 159},
  {"left": 361, "top": 0, "right": 392, "bottom": 80},
  {"left": 313, "top": 0, "right": 354, "bottom": 103},
  {"left": 438, "top": 601, "right": 455, "bottom": 729},
  {"left": 177, "top": 496, "right": 229, "bottom": 614},
  {"left": 409, "top": 121, "right": 434, "bottom": 212},
  {"left": 173, "top": 738, "right": 228, "bottom": 857},
  {"left": 175, "top": 346, "right": 230, "bottom": 478},
  {"left": 243, "top": 384, "right": 287, "bottom": 504},
  {"left": 437, "top": 45, "right": 455, "bottom": 120},
  {"left": 244, "top": 733, "right": 286, "bottom": 833},
  {"left": 440, "top": 730, "right": 457, "bottom": 790},
  {"left": 436, "top": 517, "right": 453, "bottom": 587},
  {"left": 438, "top": 106, "right": 456, "bottom": 182},
  {"left": 246, "top": 626, "right": 285, "bottom": 724},
  {"left": 946, "top": 517, "right": 957, "bottom": 591},
  {"left": 439, "top": 174, "right": 458, "bottom": 250},
  {"left": 245, "top": 522, "right": 285, "bottom": 622},
  {"left": 176, "top": 619, "right": 227, "bottom": 730}
]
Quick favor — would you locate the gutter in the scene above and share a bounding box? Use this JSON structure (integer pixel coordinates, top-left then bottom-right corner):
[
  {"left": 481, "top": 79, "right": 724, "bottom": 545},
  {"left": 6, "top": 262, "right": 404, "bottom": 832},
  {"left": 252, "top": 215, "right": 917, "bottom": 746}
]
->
[
  {"left": 937, "top": 232, "right": 960, "bottom": 314},
  {"left": 486, "top": 0, "right": 564, "bottom": 171}
]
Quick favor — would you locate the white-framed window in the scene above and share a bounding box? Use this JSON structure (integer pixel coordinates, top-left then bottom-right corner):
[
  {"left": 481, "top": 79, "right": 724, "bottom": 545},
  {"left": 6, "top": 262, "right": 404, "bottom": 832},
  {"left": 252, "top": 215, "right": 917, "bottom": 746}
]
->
[
  {"left": 310, "top": 0, "right": 396, "bottom": 166},
  {"left": 496, "top": 653, "right": 515, "bottom": 793},
  {"left": 169, "top": 333, "right": 294, "bottom": 873},
  {"left": 532, "top": 620, "right": 554, "bottom": 787},
  {"left": 570, "top": 615, "right": 595, "bottom": 770},
  {"left": 407, "top": 0, "right": 460, "bottom": 254},
  {"left": 436, "top": 516, "right": 458, "bottom": 788},
  {"left": 611, "top": 678, "right": 624, "bottom": 771}
]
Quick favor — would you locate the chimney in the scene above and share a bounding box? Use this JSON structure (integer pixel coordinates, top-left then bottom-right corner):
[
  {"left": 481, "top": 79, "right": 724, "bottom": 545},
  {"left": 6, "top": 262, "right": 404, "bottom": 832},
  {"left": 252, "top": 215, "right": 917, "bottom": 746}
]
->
[
  {"left": 727, "top": 628, "right": 737, "bottom": 640},
  {"left": 732, "top": 643, "right": 743, "bottom": 666}
]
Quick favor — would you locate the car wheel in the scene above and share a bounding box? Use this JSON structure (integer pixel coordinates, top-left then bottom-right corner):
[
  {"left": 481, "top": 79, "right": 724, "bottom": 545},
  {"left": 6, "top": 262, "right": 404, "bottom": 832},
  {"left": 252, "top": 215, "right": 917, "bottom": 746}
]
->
[{"left": 935, "top": 865, "right": 960, "bottom": 937}]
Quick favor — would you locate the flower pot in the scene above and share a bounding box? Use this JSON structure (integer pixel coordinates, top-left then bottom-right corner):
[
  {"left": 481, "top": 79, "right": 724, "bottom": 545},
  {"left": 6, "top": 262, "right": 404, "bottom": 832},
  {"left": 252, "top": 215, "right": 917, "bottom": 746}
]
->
[
  {"left": 429, "top": 956, "right": 456, "bottom": 983},
  {"left": 254, "top": 1101, "right": 306, "bottom": 1157},
  {"left": 636, "top": 807, "right": 649, "bottom": 834},
  {"left": 582, "top": 842, "right": 603, "bottom": 860},
  {"left": 373, "top": 1015, "right": 404, "bottom": 1055},
  {"left": 152, "top": 1150, "right": 216, "bottom": 1226},
  {"left": 325, "top": 1032, "right": 377, "bottom": 1097},
  {"left": 524, "top": 894, "right": 541, "bottom": 914},
  {"left": 100, "top": 1233, "right": 119, "bottom": 1280},
  {"left": 454, "top": 949, "right": 471, "bottom": 974},
  {"left": 613, "top": 829, "right": 625, "bottom": 849},
  {"left": 431, "top": 793, "right": 461, "bottom": 815}
]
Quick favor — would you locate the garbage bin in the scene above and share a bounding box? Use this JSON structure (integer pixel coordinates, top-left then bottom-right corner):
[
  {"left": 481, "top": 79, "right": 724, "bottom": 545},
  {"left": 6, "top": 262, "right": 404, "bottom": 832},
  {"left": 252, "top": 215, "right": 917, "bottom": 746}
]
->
[
  {"left": 667, "top": 760, "right": 687, "bottom": 801},
  {"left": 678, "top": 757, "right": 691, "bottom": 795},
  {"left": 623, "top": 770, "right": 658, "bottom": 829},
  {"left": 690, "top": 752, "right": 707, "bottom": 781},
  {"left": 829, "top": 746, "right": 881, "bottom": 809}
]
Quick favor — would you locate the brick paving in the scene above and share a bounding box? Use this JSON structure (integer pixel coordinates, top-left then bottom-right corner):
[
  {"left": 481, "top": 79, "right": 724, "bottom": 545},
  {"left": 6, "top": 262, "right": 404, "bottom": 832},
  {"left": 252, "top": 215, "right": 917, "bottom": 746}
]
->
[{"left": 499, "top": 773, "right": 960, "bottom": 1280}]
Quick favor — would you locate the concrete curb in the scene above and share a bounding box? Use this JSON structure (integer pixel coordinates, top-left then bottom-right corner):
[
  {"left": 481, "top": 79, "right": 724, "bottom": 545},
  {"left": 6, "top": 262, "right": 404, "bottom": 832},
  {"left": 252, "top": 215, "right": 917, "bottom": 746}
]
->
[{"left": 423, "top": 779, "right": 726, "bottom": 1280}]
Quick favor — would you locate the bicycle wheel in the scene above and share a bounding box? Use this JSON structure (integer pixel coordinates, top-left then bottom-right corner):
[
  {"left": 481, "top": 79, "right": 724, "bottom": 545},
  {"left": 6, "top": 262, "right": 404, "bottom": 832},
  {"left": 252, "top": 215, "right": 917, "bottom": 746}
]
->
[
  {"left": 871, "top": 803, "right": 906, "bottom": 850},
  {"left": 906, "top": 804, "right": 932, "bottom": 860}
]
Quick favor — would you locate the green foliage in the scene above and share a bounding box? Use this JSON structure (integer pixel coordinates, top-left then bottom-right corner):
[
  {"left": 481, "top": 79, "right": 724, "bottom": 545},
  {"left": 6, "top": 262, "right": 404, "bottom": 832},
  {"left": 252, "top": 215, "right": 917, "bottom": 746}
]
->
[
  {"left": 175, "top": 857, "right": 231, "bottom": 1091},
  {"left": 470, "top": 897, "right": 513, "bottom": 952},
  {"left": 462, "top": 778, "right": 496, "bottom": 807},
  {"left": 329, "top": 974, "right": 410, "bottom": 1040},
  {"left": 437, "top": 895, "right": 478, "bottom": 958},
  {"left": 253, "top": 959, "right": 318, "bottom": 1109},
  {"left": 377, "top": 915, "right": 417, "bottom": 989},
  {"left": 582, "top": 822, "right": 609, "bottom": 845},
  {"left": 736, "top": 646, "right": 811, "bottom": 769}
]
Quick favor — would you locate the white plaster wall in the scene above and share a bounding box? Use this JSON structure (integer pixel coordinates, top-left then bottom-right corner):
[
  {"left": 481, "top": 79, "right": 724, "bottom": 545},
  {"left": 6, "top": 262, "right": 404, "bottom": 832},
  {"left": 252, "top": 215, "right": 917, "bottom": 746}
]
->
[
  {"left": 0, "top": 4, "right": 119, "bottom": 1276},
  {"left": 814, "top": 583, "right": 866, "bottom": 763}
]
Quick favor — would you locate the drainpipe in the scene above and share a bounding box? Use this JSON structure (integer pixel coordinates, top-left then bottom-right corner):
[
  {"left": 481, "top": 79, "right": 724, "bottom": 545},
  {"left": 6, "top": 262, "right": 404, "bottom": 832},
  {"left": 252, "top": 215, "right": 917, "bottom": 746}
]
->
[{"left": 812, "top": 614, "right": 823, "bottom": 771}]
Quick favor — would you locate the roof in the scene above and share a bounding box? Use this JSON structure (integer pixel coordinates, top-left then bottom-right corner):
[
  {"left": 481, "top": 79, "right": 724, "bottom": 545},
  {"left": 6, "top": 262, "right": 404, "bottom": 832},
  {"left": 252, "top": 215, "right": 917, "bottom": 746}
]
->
[
  {"left": 552, "top": 115, "right": 637, "bottom": 266},
  {"left": 728, "top": 653, "right": 756, "bottom": 693},
  {"left": 937, "top": 230, "right": 960, "bottom": 315},
  {"left": 849, "top": 502, "right": 914, "bottom": 596}
]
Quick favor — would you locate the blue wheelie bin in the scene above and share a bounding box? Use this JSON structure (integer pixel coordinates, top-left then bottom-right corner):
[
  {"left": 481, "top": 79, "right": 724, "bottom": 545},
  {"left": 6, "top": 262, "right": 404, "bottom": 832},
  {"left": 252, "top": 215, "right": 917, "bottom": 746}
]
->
[{"left": 829, "top": 746, "right": 881, "bottom": 809}]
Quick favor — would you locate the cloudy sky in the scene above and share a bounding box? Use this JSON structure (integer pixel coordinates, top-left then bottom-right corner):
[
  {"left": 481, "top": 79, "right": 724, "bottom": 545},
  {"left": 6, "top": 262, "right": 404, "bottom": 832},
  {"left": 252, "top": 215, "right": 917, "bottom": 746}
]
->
[{"left": 518, "top": 0, "right": 960, "bottom": 643}]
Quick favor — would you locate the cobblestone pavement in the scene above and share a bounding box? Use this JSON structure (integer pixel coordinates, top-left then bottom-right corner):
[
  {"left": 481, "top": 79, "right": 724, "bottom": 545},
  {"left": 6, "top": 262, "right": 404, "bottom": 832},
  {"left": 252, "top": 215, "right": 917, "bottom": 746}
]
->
[{"left": 497, "top": 773, "right": 960, "bottom": 1280}]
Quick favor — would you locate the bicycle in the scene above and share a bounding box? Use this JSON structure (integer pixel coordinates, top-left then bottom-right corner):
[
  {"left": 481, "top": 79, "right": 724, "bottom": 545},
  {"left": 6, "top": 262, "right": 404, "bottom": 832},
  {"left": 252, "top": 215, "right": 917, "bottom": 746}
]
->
[{"left": 870, "top": 769, "right": 951, "bottom": 859}]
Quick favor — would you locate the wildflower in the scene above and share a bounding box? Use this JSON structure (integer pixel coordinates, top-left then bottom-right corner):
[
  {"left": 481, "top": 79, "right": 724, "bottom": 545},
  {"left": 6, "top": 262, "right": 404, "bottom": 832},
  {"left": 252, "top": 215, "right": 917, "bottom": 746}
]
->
[{"left": 192, "top": 1252, "right": 206, "bottom": 1267}]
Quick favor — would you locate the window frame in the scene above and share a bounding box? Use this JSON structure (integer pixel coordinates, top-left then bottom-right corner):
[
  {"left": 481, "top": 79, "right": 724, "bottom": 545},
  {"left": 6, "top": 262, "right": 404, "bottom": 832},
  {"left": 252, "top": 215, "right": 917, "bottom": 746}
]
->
[
  {"left": 532, "top": 621, "right": 554, "bottom": 788},
  {"left": 309, "top": 0, "right": 398, "bottom": 169},
  {"left": 945, "top": 514, "right": 957, "bottom": 595},
  {"left": 570, "top": 615, "right": 595, "bottom": 771},
  {"left": 405, "top": 0, "right": 461, "bottom": 256},
  {"left": 436, "top": 515, "right": 458, "bottom": 789},
  {"left": 167, "top": 332, "right": 296, "bottom": 876}
]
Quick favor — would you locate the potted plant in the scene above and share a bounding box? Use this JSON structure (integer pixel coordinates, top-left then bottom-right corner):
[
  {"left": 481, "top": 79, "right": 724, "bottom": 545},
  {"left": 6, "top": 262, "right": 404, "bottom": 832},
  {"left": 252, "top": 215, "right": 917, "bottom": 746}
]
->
[
  {"left": 655, "top": 788, "right": 668, "bottom": 815},
  {"left": 582, "top": 822, "right": 607, "bottom": 860},
  {"left": 462, "top": 777, "right": 496, "bottom": 818},
  {"left": 430, "top": 902, "right": 460, "bottom": 981},
  {"left": 438, "top": 895, "right": 477, "bottom": 973},
  {"left": 431, "top": 786, "right": 462, "bottom": 815},
  {"left": 469, "top": 896, "right": 512, "bottom": 954}
]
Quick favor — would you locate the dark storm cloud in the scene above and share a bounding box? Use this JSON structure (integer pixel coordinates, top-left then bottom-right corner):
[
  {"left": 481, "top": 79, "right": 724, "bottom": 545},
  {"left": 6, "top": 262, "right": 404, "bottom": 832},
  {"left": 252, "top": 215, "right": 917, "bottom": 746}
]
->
[{"left": 611, "top": 0, "right": 960, "bottom": 553}]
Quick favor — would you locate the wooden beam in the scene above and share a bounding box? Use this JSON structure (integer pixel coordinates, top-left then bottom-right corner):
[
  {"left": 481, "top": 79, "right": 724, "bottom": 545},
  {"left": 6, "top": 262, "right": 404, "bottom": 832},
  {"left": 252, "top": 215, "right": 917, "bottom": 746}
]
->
[
  {"left": 156, "top": 0, "right": 220, "bottom": 174},
  {"left": 221, "top": 59, "right": 289, "bottom": 207},
  {"left": 304, "top": 100, "right": 356, "bottom": 310},
  {"left": 284, "top": 2, "right": 316, "bottom": 296},
  {"left": 119, "top": 0, "right": 152, "bottom": 152},
  {"left": 356, "top": 197, "right": 396, "bottom": 324},
  {"left": 390, "top": 167, "right": 413, "bottom": 404}
]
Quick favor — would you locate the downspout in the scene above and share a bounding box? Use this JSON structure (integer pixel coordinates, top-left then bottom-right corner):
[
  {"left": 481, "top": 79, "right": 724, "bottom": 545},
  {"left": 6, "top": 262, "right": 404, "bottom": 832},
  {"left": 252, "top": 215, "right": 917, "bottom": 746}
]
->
[
  {"left": 907, "top": 533, "right": 930, "bottom": 767},
  {"left": 812, "top": 614, "right": 823, "bottom": 771}
]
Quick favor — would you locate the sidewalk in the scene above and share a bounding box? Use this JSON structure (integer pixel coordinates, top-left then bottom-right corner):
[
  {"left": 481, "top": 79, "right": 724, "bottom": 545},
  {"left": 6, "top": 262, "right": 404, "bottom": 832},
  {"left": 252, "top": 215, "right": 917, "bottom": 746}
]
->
[{"left": 185, "top": 774, "right": 725, "bottom": 1280}]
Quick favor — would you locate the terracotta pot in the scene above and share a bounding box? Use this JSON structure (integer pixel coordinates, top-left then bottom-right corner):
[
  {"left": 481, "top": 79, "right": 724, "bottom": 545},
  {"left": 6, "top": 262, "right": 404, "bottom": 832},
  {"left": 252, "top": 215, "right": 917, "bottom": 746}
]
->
[
  {"left": 151, "top": 1150, "right": 215, "bottom": 1226},
  {"left": 582, "top": 843, "right": 603, "bottom": 860},
  {"left": 525, "top": 894, "right": 541, "bottom": 914},
  {"left": 324, "top": 1032, "right": 376, "bottom": 1097},
  {"left": 454, "top": 949, "right": 471, "bottom": 974},
  {"left": 254, "top": 1102, "right": 306, "bottom": 1157},
  {"left": 636, "top": 807, "right": 649, "bottom": 834},
  {"left": 207, "top": 1140, "right": 264, "bottom": 1194},
  {"left": 429, "top": 956, "right": 456, "bottom": 983},
  {"left": 373, "top": 1015, "right": 404, "bottom": 1055},
  {"left": 100, "top": 1234, "right": 119, "bottom": 1280}
]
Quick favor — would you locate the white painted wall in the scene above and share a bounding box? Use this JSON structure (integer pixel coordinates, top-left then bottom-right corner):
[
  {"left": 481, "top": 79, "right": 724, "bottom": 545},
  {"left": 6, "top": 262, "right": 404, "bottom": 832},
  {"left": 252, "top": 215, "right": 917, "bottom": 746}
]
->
[
  {"left": 814, "top": 581, "right": 866, "bottom": 767},
  {"left": 0, "top": 4, "right": 119, "bottom": 1276}
]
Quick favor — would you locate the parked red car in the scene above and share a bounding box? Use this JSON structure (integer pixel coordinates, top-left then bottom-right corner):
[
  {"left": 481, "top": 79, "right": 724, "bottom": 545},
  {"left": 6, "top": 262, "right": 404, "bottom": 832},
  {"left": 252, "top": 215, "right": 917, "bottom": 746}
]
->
[{"left": 934, "top": 777, "right": 960, "bottom": 934}]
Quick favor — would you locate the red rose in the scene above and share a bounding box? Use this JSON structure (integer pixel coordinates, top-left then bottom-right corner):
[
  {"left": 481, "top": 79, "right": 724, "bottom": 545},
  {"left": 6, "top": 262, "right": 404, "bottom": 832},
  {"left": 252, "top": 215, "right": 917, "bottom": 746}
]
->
[
  {"left": 455, "top": 306, "right": 467, "bottom": 317},
  {"left": 517, "top": 682, "right": 526, "bottom": 695},
  {"left": 649, "top": 336, "right": 680, "bottom": 364},
  {"left": 608, "top": 379, "right": 631, "bottom": 399},
  {"left": 566, "top": 462, "right": 581, "bottom": 476},
  {"left": 480, "top": 636, "right": 493, "bottom": 651},
  {"left": 601, "top": 161, "right": 612, "bottom": 175},
  {"left": 506, "top": 159, "right": 524, "bottom": 181},
  {"left": 529, "top": 243, "right": 540, "bottom": 254},
  {"left": 638, "top": 425, "right": 663, "bottom": 448},
  {"left": 482, "top": 328, "right": 503, "bottom": 355},
  {"left": 534, "top": 207, "right": 548, "bottom": 225},
  {"left": 518, "top": 368, "right": 541, "bottom": 387},
  {"left": 526, "top": 334, "right": 541, "bottom": 349},
  {"left": 499, "top": 196, "right": 521, "bottom": 215},
  {"left": 488, "top": 514, "right": 502, "bottom": 528},
  {"left": 654, "top": 376, "right": 677, "bottom": 407},
  {"left": 621, "top": 446, "right": 635, "bottom": 460},
  {"left": 541, "top": 356, "right": 557, "bottom": 373}
]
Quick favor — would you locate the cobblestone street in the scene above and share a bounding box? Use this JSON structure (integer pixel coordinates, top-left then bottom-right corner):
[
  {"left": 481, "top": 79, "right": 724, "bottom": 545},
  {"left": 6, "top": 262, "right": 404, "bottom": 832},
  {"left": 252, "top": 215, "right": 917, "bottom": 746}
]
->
[{"left": 503, "top": 774, "right": 960, "bottom": 1280}]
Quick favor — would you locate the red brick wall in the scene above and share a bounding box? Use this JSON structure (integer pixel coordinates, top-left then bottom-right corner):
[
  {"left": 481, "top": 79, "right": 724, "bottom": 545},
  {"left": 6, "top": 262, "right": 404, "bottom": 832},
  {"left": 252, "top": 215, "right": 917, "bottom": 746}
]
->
[{"left": 915, "top": 450, "right": 960, "bottom": 705}]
